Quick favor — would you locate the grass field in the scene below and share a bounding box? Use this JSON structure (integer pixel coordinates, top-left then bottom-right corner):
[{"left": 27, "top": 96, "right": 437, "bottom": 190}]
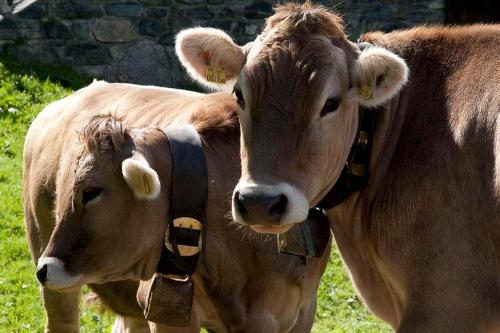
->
[{"left": 0, "top": 60, "right": 391, "bottom": 332}]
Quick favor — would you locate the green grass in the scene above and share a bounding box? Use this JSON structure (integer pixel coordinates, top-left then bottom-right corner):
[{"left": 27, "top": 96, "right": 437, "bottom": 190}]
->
[{"left": 0, "top": 59, "right": 390, "bottom": 332}]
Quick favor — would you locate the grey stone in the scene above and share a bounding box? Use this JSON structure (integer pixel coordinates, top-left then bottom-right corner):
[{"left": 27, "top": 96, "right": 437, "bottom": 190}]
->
[
  {"left": 211, "top": 19, "right": 232, "bottom": 32},
  {"left": 42, "top": 21, "right": 73, "bottom": 39},
  {"left": 206, "top": 0, "right": 227, "bottom": 4},
  {"left": 244, "top": 1, "right": 272, "bottom": 19},
  {"left": 104, "top": 2, "right": 143, "bottom": 17},
  {"left": 219, "top": 7, "right": 237, "bottom": 18},
  {"left": 116, "top": 40, "right": 172, "bottom": 86},
  {"left": 108, "top": 43, "right": 129, "bottom": 59},
  {"left": 65, "top": 42, "right": 110, "bottom": 65},
  {"left": 71, "top": 21, "right": 90, "bottom": 40},
  {"left": 75, "top": 64, "right": 109, "bottom": 78},
  {"left": 13, "top": 18, "right": 38, "bottom": 30},
  {"left": 144, "top": 7, "right": 167, "bottom": 18},
  {"left": 7, "top": 41, "right": 58, "bottom": 63},
  {"left": 158, "top": 32, "right": 174, "bottom": 45},
  {"left": 0, "top": 29, "right": 21, "bottom": 40},
  {"left": 179, "top": 7, "right": 214, "bottom": 20},
  {"left": 0, "top": 17, "right": 16, "bottom": 29},
  {"left": 139, "top": 19, "right": 164, "bottom": 36},
  {"left": 54, "top": 1, "right": 103, "bottom": 19},
  {"left": 140, "top": 0, "right": 171, "bottom": 5},
  {"left": 0, "top": 40, "right": 13, "bottom": 53},
  {"left": 428, "top": 0, "right": 445, "bottom": 10},
  {"left": 175, "top": 0, "right": 204, "bottom": 4},
  {"left": 17, "top": 2, "right": 45, "bottom": 19},
  {"left": 93, "top": 19, "right": 138, "bottom": 42}
]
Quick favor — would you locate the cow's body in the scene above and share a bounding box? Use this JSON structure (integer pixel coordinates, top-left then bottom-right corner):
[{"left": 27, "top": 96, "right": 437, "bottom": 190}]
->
[
  {"left": 23, "top": 81, "right": 329, "bottom": 332},
  {"left": 331, "top": 26, "right": 500, "bottom": 331},
  {"left": 175, "top": 3, "right": 500, "bottom": 331}
]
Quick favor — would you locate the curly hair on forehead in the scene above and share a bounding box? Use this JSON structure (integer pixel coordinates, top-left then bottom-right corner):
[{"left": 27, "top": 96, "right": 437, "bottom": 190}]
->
[
  {"left": 79, "top": 113, "right": 129, "bottom": 155},
  {"left": 264, "top": 2, "right": 346, "bottom": 39}
]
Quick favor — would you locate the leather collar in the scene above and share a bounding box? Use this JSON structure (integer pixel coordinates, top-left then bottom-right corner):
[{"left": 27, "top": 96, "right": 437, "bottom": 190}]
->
[
  {"left": 157, "top": 125, "right": 208, "bottom": 276},
  {"left": 316, "top": 106, "right": 376, "bottom": 209}
]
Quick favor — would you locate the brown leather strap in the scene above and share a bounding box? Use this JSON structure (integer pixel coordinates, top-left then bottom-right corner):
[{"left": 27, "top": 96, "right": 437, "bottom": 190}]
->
[{"left": 157, "top": 125, "right": 208, "bottom": 276}]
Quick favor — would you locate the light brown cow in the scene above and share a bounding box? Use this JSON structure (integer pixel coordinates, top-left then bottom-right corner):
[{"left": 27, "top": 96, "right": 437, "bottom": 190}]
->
[
  {"left": 23, "top": 81, "right": 330, "bottom": 332},
  {"left": 175, "top": 2, "right": 500, "bottom": 332}
]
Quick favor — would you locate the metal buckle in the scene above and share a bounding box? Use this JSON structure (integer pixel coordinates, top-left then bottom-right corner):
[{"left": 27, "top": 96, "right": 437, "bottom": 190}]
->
[
  {"left": 357, "top": 130, "right": 369, "bottom": 145},
  {"left": 165, "top": 217, "right": 202, "bottom": 256},
  {"left": 164, "top": 274, "right": 190, "bottom": 282}
]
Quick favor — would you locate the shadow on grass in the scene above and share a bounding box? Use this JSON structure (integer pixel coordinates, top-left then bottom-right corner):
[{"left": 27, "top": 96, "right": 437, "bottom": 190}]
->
[{"left": 0, "top": 55, "right": 92, "bottom": 90}]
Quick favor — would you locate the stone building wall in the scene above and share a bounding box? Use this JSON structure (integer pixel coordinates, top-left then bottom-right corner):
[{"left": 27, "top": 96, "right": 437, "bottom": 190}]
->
[{"left": 0, "top": 0, "right": 445, "bottom": 88}]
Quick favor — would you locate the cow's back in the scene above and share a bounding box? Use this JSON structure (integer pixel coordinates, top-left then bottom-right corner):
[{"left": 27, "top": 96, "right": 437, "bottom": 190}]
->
[{"left": 23, "top": 81, "right": 234, "bottom": 228}]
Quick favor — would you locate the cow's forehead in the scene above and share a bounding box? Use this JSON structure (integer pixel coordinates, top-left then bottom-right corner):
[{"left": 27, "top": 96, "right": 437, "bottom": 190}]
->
[{"left": 240, "top": 35, "right": 348, "bottom": 117}]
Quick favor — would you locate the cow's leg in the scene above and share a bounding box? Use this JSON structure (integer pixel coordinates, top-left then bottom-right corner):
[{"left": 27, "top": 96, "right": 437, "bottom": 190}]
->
[
  {"left": 288, "top": 296, "right": 317, "bottom": 333},
  {"left": 41, "top": 288, "right": 80, "bottom": 333},
  {"left": 111, "top": 315, "right": 151, "bottom": 333},
  {"left": 148, "top": 323, "right": 200, "bottom": 333}
]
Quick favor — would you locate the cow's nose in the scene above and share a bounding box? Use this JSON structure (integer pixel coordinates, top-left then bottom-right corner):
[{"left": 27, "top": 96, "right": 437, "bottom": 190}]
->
[
  {"left": 36, "top": 264, "right": 48, "bottom": 285},
  {"left": 234, "top": 189, "right": 288, "bottom": 224}
]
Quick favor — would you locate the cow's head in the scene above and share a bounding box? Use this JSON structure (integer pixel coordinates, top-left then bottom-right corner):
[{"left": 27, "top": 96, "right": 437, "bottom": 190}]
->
[
  {"left": 36, "top": 115, "right": 169, "bottom": 291},
  {"left": 176, "top": 3, "right": 408, "bottom": 233}
]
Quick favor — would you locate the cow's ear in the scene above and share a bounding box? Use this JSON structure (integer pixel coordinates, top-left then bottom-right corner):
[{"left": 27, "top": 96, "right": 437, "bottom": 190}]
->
[
  {"left": 122, "top": 154, "right": 160, "bottom": 200},
  {"left": 176, "top": 27, "right": 246, "bottom": 91},
  {"left": 352, "top": 47, "right": 408, "bottom": 107}
]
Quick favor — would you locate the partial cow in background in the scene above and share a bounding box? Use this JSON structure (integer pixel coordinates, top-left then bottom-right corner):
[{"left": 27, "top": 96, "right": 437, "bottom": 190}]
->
[
  {"left": 23, "top": 81, "right": 330, "bottom": 332},
  {"left": 175, "top": 2, "right": 500, "bottom": 332}
]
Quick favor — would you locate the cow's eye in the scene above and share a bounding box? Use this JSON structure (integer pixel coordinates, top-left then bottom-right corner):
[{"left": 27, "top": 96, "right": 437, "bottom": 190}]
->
[
  {"left": 320, "top": 98, "right": 341, "bottom": 117},
  {"left": 82, "top": 187, "right": 103, "bottom": 205},
  {"left": 233, "top": 87, "right": 245, "bottom": 108}
]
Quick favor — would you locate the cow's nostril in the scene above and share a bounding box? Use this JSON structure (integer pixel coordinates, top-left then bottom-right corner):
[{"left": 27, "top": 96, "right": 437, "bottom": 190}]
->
[
  {"left": 36, "top": 264, "right": 48, "bottom": 284},
  {"left": 235, "top": 191, "right": 248, "bottom": 216},
  {"left": 269, "top": 194, "right": 288, "bottom": 218}
]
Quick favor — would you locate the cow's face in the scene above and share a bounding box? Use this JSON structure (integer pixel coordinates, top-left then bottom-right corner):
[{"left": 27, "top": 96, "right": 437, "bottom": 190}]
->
[
  {"left": 176, "top": 3, "right": 408, "bottom": 233},
  {"left": 37, "top": 116, "right": 168, "bottom": 291}
]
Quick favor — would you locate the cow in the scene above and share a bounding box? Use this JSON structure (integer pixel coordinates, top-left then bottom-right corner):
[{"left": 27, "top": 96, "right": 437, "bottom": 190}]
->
[
  {"left": 23, "top": 81, "right": 330, "bottom": 332},
  {"left": 175, "top": 2, "right": 500, "bottom": 332}
]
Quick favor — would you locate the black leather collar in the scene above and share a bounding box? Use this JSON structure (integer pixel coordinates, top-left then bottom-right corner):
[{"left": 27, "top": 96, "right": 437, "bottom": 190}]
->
[
  {"left": 316, "top": 106, "right": 376, "bottom": 209},
  {"left": 157, "top": 125, "right": 208, "bottom": 276}
]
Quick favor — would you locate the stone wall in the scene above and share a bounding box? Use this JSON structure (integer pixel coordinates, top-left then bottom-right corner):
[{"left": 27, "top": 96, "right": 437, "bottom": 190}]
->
[{"left": 0, "top": 0, "right": 445, "bottom": 88}]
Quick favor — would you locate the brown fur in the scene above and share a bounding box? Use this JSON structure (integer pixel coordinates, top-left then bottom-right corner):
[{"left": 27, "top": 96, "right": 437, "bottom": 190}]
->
[
  {"left": 211, "top": 3, "right": 500, "bottom": 333},
  {"left": 264, "top": 2, "right": 346, "bottom": 39},
  {"left": 80, "top": 114, "right": 129, "bottom": 155},
  {"left": 23, "top": 82, "right": 329, "bottom": 332}
]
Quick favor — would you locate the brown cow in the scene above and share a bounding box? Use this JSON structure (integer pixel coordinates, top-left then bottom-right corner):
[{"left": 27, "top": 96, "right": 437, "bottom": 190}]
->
[
  {"left": 175, "top": 2, "right": 500, "bottom": 332},
  {"left": 23, "top": 81, "right": 330, "bottom": 332}
]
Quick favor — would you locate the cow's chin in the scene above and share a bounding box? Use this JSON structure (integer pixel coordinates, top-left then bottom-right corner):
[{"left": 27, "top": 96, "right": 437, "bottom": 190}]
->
[{"left": 250, "top": 224, "right": 293, "bottom": 234}]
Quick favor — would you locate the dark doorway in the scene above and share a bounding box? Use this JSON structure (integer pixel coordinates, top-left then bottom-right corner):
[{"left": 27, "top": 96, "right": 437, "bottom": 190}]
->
[{"left": 446, "top": 0, "right": 500, "bottom": 24}]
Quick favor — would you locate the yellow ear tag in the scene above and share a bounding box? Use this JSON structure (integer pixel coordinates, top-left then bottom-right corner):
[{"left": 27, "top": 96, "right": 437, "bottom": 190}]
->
[
  {"left": 358, "top": 85, "right": 374, "bottom": 100},
  {"left": 143, "top": 175, "right": 151, "bottom": 194},
  {"left": 205, "top": 65, "right": 226, "bottom": 84}
]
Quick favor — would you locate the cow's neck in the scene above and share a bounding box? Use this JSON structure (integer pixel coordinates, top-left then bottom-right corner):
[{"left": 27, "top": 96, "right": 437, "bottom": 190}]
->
[{"left": 325, "top": 88, "right": 411, "bottom": 327}]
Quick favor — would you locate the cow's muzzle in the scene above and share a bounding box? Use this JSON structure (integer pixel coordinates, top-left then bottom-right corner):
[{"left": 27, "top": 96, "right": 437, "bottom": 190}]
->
[
  {"left": 36, "top": 257, "right": 82, "bottom": 291},
  {"left": 232, "top": 182, "right": 309, "bottom": 233}
]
